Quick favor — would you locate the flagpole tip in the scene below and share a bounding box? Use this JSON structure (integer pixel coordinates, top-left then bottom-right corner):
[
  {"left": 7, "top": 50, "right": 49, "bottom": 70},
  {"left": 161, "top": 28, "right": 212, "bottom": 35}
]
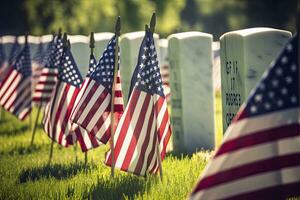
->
[
  {"left": 67, "top": 39, "right": 71, "bottom": 50},
  {"left": 145, "top": 24, "right": 149, "bottom": 32},
  {"left": 58, "top": 28, "right": 62, "bottom": 38},
  {"left": 25, "top": 34, "right": 28, "bottom": 45},
  {"left": 115, "top": 16, "right": 121, "bottom": 36},
  {"left": 63, "top": 32, "right": 68, "bottom": 49},
  {"left": 90, "top": 32, "right": 95, "bottom": 50},
  {"left": 150, "top": 12, "right": 156, "bottom": 33}
]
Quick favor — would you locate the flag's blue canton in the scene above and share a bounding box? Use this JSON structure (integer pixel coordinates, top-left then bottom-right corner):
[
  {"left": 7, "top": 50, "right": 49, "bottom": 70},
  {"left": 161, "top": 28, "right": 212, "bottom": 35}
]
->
[
  {"left": 8, "top": 39, "right": 21, "bottom": 66},
  {"left": 90, "top": 36, "right": 118, "bottom": 91},
  {"left": 245, "top": 35, "right": 298, "bottom": 117},
  {"left": 42, "top": 38, "right": 55, "bottom": 67},
  {"left": 46, "top": 36, "right": 63, "bottom": 68},
  {"left": 33, "top": 42, "right": 44, "bottom": 64},
  {"left": 134, "top": 32, "right": 164, "bottom": 97},
  {"left": 58, "top": 48, "right": 83, "bottom": 87},
  {"left": 0, "top": 42, "right": 5, "bottom": 67},
  {"left": 86, "top": 54, "right": 97, "bottom": 77},
  {"left": 14, "top": 44, "right": 31, "bottom": 77}
]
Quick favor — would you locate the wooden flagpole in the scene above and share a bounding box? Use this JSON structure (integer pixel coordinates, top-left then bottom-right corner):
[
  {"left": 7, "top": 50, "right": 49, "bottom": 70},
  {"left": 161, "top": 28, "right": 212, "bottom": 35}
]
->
[
  {"left": 109, "top": 16, "right": 121, "bottom": 178},
  {"left": 48, "top": 30, "right": 64, "bottom": 165},
  {"left": 30, "top": 104, "right": 42, "bottom": 146},
  {"left": 149, "top": 12, "right": 163, "bottom": 181}
]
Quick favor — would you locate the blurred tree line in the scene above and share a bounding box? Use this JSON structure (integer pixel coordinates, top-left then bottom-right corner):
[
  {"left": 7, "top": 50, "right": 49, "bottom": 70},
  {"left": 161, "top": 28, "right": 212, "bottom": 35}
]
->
[{"left": 0, "top": 0, "right": 298, "bottom": 39}]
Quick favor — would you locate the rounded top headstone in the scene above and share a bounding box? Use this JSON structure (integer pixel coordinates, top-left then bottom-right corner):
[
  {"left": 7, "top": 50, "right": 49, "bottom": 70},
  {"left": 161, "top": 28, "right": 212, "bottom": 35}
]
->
[
  {"left": 94, "top": 32, "right": 114, "bottom": 41},
  {"left": 67, "top": 35, "right": 88, "bottom": 43},
  {"left": 220, "top": 27, "right": 292, "bottom": 40},
  {"left": 167, "top": 31, "right": 213, "bottom": 40},
  {"left": 1, "top": 35, "right": 17, "bottom": 43},
  {"left": 120, "top": 31, "right": 159, "bottom": 40}
]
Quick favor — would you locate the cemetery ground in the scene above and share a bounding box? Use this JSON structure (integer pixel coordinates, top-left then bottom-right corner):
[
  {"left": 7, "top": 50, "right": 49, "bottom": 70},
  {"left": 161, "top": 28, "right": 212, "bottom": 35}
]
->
[{"left": 0, "top": 94, "right": 223, "bottom": 200}]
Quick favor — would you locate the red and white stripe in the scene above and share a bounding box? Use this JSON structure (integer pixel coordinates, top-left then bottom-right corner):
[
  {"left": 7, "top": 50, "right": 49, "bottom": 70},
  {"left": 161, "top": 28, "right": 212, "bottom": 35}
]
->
[
  {"left": 33, "top": 68, "right": 57, "bottom": 104},
  {"left": 68, "top": 77, "right": 102, "bottom": 152},
  {"left": 43, "top": 81, "right": 80, "bottom": 146},
  {"left": 0, "top": 62, "right": 10, "bottom": 83},
  {"left": 105, "top": 88, "right": 172, "bottom": 176},
  {"left": 0, "top": 68, "right": 31, "bottom": 120},
  {"left": 190, "top": 107, "right": 300, "bottom": 199},
  {"left": 70, "top": 71, "right": 124, "bottom": 145},
  {"left": 160, "top": 64, "right": 170, "bottom": 102},
  {"left": 31, "top": 62, "right": 43, "bottom": 91}
]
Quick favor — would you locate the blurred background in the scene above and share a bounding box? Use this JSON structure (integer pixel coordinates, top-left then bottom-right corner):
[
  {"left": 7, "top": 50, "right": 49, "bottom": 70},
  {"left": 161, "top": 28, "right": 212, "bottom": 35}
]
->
[{"left": 0, "top": 0, "right": 298, "bottom": 39}]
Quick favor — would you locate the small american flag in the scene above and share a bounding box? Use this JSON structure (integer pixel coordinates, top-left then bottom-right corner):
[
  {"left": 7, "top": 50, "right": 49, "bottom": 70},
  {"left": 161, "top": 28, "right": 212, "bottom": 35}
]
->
[
  {"left": 33, "top": 36, "right": 63, "bottom": 105},
  {"left": 32, "top": 42, "right": 45, "bottom": 91},
  {"left": 0, "top": 38, "right": 21, "bottom": 82},
  {"left": 190, "top": 35, "right": 300, "bottom": 199},
  {"left": 70, "top": 36, "right": 124, "bottom": 145},
  {"left": 0, "top": 42, "right": 32, "bottom": 120},
  {"left": 43, "top": 43, "right": 83, "bottom": 146},
  {"left": 105, "top": 31, "right": 172, "bottom": 176},
  {"left": 70, "top": 54, "right": 103, "bottom": 152}
]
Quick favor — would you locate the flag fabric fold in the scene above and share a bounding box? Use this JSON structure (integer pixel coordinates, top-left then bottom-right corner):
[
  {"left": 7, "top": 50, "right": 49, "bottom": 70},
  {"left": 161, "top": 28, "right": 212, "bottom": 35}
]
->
[
  {"left": 190, "top": 34, "right": 300, "bottom": 200},
  {"left": 105, "top": 31, "right": 172, "bottom": 176},
  {"left": 70, "top": 36, "right": 124, "bottom": 147},
  {"left": 69, "top": 54, "right": 103, "bottom": 152},
  {"left": 0, "top": 42, "right": 32, "bottom": 120},
  {"left": 33, "top": 35, "right": 63, "bottom": 105},
  {"left": 43, "top": 44, "right": 83, "bottom": 146}
]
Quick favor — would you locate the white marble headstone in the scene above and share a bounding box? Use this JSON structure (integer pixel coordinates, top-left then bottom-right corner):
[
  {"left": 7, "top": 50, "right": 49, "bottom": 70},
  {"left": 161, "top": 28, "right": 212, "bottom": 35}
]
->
[
  {"left": 220, "top": 28, "right": 292, "bottom": 132},
  {"left": 168, "top": 32, "right": 215, "bottom": 153},
  {"left": 119, "top": 31, "right": 160, "bottom": 104}
]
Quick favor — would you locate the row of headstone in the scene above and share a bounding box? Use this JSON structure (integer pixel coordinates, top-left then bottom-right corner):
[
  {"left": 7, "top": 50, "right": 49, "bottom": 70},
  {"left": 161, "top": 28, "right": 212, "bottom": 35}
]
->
[{"left": 0, "top": 28, "right": 293, "bottom": 154}]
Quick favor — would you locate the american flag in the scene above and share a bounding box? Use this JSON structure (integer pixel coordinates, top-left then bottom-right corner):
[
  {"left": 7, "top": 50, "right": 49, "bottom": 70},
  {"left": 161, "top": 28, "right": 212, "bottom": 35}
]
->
[
  {"left": 33, "top": 36, "right": 63, "bottom": 105},
  {"left": 105, "top": 31, "right": 172, "bottom": 176},
  {"left": 0, "top": 42, "right": 31, "bottom": 120},
  {"left": 43, "top": 43, "right": 83, "bottom": 146},
  {"left": 0, "top": 38, "right": 21, "bottom": 82},
  {"left": 190, "top": 35, "right": 300, "bottom": 199},
  {"left": 32, "top": 41, "right": 45, "bottom": 91},
  {"left": 70, "top": 36, "right": 124, "bottom": 145},
  {"left": 69, "top": 54, "right": 103, "bottom": 152}
]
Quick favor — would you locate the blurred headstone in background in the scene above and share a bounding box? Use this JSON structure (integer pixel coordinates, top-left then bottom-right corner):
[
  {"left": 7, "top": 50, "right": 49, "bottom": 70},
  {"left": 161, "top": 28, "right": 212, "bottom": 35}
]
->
[
  {"left": 119, "top": 31, "right": 160, "bottom": 105},
  {"left": 168, "top": 32, "right": 215, "bottom": 153},
  {"left": 220, "top": 28, "right": 292, "bottom": 132},
  {"left": 158, "top": 39, "right": 171, "bottom": 103}
]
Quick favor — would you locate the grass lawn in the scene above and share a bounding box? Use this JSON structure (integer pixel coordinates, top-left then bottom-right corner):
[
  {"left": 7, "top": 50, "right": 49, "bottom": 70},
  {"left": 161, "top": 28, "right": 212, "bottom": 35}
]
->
[{"left": 0, "top": 103, "right": 217, "bottom": 200}]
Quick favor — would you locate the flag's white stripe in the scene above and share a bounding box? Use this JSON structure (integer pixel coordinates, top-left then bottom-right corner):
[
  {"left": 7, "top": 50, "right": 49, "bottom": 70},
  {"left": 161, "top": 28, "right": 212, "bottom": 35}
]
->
[
  {"left": 9, "top": 85, "right": 31, "bottom": 112},
  {"left": 4, "top": 78, "right": 30, "bottom": 109},
  {"left": 71, "top": 79, "right": 95, "bottom": 118},
  {"left": 77, "top": 83, "right": 105, "bottom": 125},
  {"left": 202, "top": 135, "right": 300, "bottom": 178},
  {"left": 0, "top": 74, "right": 21, "bottom": 105},
  {"left": 0, "top": 70, "right": 18, "bottom": 98},
  {"left": 95, "top": 113, "right": 111, "bottom": 140},
  {"left": 115, "top": 82, "right": 122, "bottom": 91},
  {"left": 127, "top": 100, "right": 154, "bottom": 173},
  {"left": 147, "top": 135, "right": 159, "bottom": 173},
  {"left": 36, "top": 75, "right": 57, "bottom": 83},
  {"left": 82, "top": 129, "right": 93, "bottom": 150},
  {"left": 225, "top": 107, "right": 300, "bottom": 142},
  {"left": 115, "top": 92, "right": 146, "bottom": 168},
  {"left": 33, "top": 93, "right": 52, "bottom": 99},
  {"left": 114, "top": 97, "right": 124, "bottom": 105},
  {"left": 140, "top": 111, "right": 157, "bottom": 175},
  {"left": 14, "top": 94, "right": 31, "bottom": 117},
  {"left": 86, "top": 93, "right": 111, "bottom": 131},
  {"left": 191, "top": 166, "right": 300, "bottom": 200},
  {"left": 34, "top": 84, "right": 56, "bottom": 91},
  {"left": 18, "top": 107, "right": 30, "bottom": 120}
]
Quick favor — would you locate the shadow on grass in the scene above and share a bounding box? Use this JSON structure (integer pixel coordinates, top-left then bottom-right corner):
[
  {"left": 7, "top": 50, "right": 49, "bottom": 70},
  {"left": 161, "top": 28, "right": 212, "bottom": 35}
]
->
[
  {"left": 89, "top": 174, "right": 152, "bottom": 200},
  {"left": 19, "top": 162, "right": 96, "bottom": 183},
  {"left": 0, "top": 144, "right": 42, "bottom": 156},
  {"left": 0, "top": 124, "right": 29, "bottom": 136}
]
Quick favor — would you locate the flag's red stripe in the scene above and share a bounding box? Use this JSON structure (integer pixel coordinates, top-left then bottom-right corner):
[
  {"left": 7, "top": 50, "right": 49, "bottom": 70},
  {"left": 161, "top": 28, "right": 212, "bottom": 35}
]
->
[
  {"left": 147, "top": 132, "right": 158, "bottom": 174},
  {"left": 223, "top": 181, "right": 300, "bottom": 200},
  {"left": 115, "top": 91, "right": 123, "bottom": 97},
  {"left": 34, "top": 89, "right": 53, "bottom": 93},
  {"left": 73, "top": 82, "right": 99, "bottom": 122},
  {"left": 93, "top": 112, "right": 110, "bottom": 143},
  {"left": 51, "top": 84, "right": 70, "bottom": 140},
  {"left": 2, "top": 78, "right": 21, "bottom": 108},
  {"left": 194, "top": 153, "right": 300, "bottom": 191},
  {"left": 215, "top": 123, "right": 300, "bottom": 157},
  {"left": 0, "top": 71, "right": 19, "bottom": 100},
  {"left": 58, "top": 87, "right": 80, "bottom": 145},
  {"left": 106, "top": 89, "right": 140, "bottom": 165},
  {"left": 40, "top": 72, "right": 57, "bottom": 76},
  {"left": 13, "top": 97, "right": 31, "bottom": 118},
  {"left": 88, "top": 131, "right": 100, "bottom": 149},
  {"left": 19, "top": 107, "right": 31, "bottom": 121},
  {"left": 134, "top": 107, "right": 155, "bottom": 175},
  {"left": 161, "top": 126, "right": 171, "bottom": 160},
  {"left": 36, "top": 81, "right": 56, "bottom": 85},
  {"left": 81, "top": 89, "right": 109, "bottom": 128},
  {"left": 0, "top": 67, "right": 14, "bottom": 87},
  {"left": 121, "top": 94, "right": 151, "bottom": 171},
  {"left": 75, "top": 128, "right": 87, "bottom": 152},
  {"left": 7, "top": 82, "right": 31, "bottom": 111}
]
